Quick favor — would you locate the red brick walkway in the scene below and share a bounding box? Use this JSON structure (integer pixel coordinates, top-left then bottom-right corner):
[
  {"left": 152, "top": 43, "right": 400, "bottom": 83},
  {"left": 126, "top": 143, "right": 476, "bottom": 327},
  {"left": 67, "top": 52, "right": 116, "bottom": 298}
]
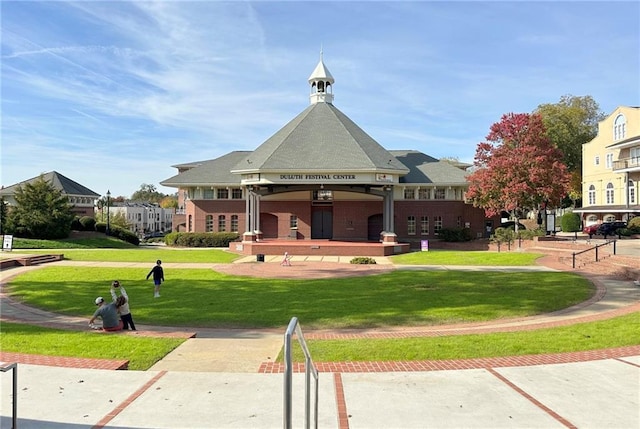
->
[{"left": 0, "top": 351, "right": 129, "bottom": 370}]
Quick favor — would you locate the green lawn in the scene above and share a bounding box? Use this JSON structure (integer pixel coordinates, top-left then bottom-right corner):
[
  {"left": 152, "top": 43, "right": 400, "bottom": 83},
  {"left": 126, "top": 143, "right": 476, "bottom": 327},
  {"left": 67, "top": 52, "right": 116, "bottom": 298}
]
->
[
  {"left": 7, "top": 266, "right": 593, "bottom": 329},
  {"left": 290, "top": 312, "right": 640, "bottom": 362},
  {"left": 0, "top": 322, "right": 184, "bottom": 370},
  {"left": 11, "top": 248, "right": 239, "bottom": 263},
  {"left": 390, "top": 250, "right": 543, "bottom": 266},
  {"left": 12, "top": 236, "right": 138, "bottom": 249}
]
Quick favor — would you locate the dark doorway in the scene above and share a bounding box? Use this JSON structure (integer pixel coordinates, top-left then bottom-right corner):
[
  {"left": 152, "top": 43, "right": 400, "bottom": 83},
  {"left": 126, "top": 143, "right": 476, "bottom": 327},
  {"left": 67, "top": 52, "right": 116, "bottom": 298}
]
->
[
  {"left": 368, "top": 213, "right": 383, "bottom": 241},
  {"left": 312, "top": 207, "right": 333, "bottom": 239},
  {"left": 260, "top": 213, "right": 278, "bottom": 238}
]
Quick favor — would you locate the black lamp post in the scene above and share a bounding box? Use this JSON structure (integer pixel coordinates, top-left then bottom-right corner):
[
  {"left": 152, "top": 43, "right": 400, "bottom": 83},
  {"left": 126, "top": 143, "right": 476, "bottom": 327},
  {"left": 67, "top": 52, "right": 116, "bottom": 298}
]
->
[{"left": 106, "top": 190, "right": 111, "bottom": 235}]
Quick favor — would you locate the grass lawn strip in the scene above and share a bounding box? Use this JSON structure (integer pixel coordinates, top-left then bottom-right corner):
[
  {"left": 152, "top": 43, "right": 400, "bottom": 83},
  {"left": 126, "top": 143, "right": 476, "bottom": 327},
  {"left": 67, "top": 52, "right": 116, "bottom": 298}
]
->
[
  {"left": 288, "top": 312, "right": 640, "bottom": 362},
  {"left": 7, "top": 267, "right": 593, "bottom": 329},
  {"left": 14, "top": 248, "right": 238, "bottom": 263},
  {"left": 0, "top": 322, "right": 185, "bottom": 371}
]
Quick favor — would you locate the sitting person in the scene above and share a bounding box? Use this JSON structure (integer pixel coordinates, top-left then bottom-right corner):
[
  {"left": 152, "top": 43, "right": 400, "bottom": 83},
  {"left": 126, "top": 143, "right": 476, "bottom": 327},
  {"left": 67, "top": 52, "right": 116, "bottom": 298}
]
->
[{"left": 89, "top": 295, "right": 126, "bottom": 331}]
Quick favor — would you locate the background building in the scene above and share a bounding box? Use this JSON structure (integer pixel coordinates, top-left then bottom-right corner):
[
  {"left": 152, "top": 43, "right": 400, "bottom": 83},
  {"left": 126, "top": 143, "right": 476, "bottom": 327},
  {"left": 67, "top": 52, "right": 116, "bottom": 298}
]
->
[
  {"left": 578, "top": 106, "right": 640, "bottom": 225},
  {"left": 108, "top": 203, "right": 174, "bottom": 237},
  {"left": 0, "top": 171, "right": 99, "bottom": 217}
]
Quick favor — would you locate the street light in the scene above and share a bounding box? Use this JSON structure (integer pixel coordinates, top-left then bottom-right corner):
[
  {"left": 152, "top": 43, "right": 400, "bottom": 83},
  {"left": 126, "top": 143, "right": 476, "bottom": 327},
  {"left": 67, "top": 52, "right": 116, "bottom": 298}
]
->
[{"left": 106, "top": 190, "right": 111, "bottom": 235}]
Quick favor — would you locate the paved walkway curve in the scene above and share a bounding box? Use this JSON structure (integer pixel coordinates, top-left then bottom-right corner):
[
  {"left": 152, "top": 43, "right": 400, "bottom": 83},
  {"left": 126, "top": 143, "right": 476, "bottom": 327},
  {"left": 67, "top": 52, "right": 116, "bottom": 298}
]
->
[{"left": 1, "top": 251, "right": 639, "bottom": 373}]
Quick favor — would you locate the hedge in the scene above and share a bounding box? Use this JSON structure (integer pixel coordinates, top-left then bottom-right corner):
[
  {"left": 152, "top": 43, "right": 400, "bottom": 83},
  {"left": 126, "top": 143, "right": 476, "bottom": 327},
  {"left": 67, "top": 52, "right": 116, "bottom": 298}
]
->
[{"left": 164, "top": 232, "right": 240, "bottom": 247}]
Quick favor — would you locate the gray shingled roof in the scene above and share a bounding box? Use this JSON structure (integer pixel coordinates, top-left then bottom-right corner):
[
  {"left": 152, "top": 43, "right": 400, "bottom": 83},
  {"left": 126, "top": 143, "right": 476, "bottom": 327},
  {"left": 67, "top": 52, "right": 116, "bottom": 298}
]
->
[
  {"left": 161, "top": 151, "right": 251, "bottom": 187},
  {"left": 391, "top": 150, "right": 469, "bottom": 185},
  {"left": 231, "top": 102, "right": 409, "bottom": 174},
  {"left": 0, "top": 171, "right": 100, "bottom": 197}
]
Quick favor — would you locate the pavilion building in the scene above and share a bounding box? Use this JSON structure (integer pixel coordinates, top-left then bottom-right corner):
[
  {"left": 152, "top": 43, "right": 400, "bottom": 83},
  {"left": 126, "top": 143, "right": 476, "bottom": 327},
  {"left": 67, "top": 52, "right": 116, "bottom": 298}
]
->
[{"left": 161, "top": 55, "right": 498, "bottom": 255}]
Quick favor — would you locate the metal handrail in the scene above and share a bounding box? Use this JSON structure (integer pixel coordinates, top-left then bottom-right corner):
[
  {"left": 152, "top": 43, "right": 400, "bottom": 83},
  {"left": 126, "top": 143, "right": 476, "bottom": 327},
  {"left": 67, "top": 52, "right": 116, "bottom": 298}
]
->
[
  {"left": 1, "top": 362, "right": 18, "bottom": 429},
  {"left": 572, "top": 239, "right": 617, "bottom": 268},
  {"left": 283, "top": 317, "right": 319, "bottom": 429}
]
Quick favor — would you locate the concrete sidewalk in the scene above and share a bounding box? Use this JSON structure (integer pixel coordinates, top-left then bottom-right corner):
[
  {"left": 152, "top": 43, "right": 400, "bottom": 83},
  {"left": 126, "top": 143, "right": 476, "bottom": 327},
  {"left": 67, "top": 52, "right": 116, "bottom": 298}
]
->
[{"left": 2, "top": 356, "right": 639, "bottom": 428}]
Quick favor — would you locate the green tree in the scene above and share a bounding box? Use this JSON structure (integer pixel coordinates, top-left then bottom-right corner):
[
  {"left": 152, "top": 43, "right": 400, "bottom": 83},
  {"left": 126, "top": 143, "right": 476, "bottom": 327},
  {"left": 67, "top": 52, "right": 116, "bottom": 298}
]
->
[
  {"left": 535, "top": 95, "right": 605, "bottom": 205},
  {"left": 0, "top": 196, "right": 8, "bottom": 234},
  {"left": 131, "top": 183, "right": 165, "bottom": 203},
  {"left": 7, "top": 175, "right": 75, "bottom": 239}
]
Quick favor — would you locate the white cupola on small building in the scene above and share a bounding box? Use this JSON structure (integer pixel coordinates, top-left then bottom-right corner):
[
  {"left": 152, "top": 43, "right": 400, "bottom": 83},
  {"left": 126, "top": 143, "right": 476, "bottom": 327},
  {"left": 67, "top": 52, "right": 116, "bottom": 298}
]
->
[{"left": 308, "top": 51, "right": 334, "bottom": 104}]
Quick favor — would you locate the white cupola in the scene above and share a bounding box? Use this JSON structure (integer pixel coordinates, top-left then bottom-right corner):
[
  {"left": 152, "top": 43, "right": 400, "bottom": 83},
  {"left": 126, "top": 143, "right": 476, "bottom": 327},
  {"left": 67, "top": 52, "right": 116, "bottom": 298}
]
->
[{"left": 308, "top": 51, "right": 334, "bottom": 104}]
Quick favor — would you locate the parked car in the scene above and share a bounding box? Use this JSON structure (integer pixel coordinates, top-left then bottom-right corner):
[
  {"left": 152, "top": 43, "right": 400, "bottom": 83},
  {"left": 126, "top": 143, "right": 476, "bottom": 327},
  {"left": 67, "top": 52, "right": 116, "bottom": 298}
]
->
[
  {"left": 596, "top": 221, "right": 627, "bottom": 238},
  {"left": 583, "top": 224, "right": 600, "bottom": 238}
]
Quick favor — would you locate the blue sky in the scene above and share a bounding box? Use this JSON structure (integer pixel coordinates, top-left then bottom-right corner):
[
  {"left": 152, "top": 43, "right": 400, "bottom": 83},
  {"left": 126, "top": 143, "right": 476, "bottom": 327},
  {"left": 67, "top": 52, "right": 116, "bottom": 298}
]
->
[{"left": 2, "top": 1, "right": 639, "bottom": 199}]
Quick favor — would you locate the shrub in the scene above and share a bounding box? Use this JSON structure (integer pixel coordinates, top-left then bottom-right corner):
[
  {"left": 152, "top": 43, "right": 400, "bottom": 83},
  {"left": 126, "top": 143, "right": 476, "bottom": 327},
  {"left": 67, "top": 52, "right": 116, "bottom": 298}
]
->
[
  {"left": 437, "top": 227, "right": 472, "bottom": 242},
  {"left": 109, "top": 226, "right": 140, "bottom": 246},
  {"left": 491, "top": 227, "right": 515, "bottom": 247},
  {"left": 516, "top": 228, "right": 545, "bottom": 240},
  {"left": 628, "top": 217, "right": 640, "bottom": 229},
  {"left": 561, "top": 212, "right": 581, "bottom": 233},
  {"left": 71, "top": 216, "right": 83, "bottom": 231},
  {"left": 164, "top": 232, "right": 178, "bottom": 246},
  {"left": 95, "top": 222, "right": 106, "bottom": 233},
  {"left": 166, "top": 232, "right": 240, "bottom": 247},
  {"left": 79, "top": 216, "right": 96, "bottom": 231},
  {"left": 350, "top": 257, "right": 376, "bottom": 264},
  {"left": 617, "top": 228, "right": 633, "bottom": 237}
]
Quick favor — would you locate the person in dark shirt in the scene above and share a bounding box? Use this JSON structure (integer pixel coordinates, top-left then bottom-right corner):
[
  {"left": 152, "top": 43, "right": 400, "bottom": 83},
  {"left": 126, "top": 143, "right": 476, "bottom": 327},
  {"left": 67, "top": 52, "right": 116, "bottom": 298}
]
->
[{"left": 146, "top": 259, "right": 165, "bottom": 298}]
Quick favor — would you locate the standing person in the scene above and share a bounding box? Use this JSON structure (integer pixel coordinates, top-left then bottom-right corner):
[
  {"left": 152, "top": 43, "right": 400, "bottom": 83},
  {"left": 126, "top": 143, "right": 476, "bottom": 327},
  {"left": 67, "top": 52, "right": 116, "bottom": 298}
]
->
[
  {"left": 89, "top": 296, "right": 126, "bottom": 331},
  {"left": 146, "top": 259, "right": 164, "bottom": 298},
  {"left": 110, "top": 280, "right": 136, "bottom": 331}
]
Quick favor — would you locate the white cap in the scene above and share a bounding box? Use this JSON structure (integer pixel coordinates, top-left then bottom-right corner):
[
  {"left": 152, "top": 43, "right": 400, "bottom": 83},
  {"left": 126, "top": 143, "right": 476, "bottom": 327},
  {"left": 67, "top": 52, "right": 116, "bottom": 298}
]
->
[{"left": 95, "top": 297, "right": 104, "bottom": 305}]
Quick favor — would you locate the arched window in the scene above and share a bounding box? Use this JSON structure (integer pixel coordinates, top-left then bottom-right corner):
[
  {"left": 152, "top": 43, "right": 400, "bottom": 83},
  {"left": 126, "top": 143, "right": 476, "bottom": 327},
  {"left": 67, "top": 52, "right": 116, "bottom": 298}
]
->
[
  {"left": 588, "top": 184, "right": 596, "bottom": 205},
  {"left": 205, "top": 215, "right": 214, "bottom": 232},
  {"left": 605, "top": 183, "right": 614, "bottom": 204},
  {"left": 586, "top": 214, "right": 598, "bottom": 224},
  {"left": 613, "top": 114, "right": 626, "bottom": 140},
  {"left": 629, "top": 180, "right": 636, "bottom": 205},
  {"left": 604, "top": 214, "right": 616, "bottom": 222},
  {"left": 218, "top": 215, "right": 226, "bottom": 232}
]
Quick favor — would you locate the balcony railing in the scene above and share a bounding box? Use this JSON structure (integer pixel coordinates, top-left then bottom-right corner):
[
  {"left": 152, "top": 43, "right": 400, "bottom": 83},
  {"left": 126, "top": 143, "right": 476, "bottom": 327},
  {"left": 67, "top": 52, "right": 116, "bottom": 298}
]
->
[{"left": 612, "top": 156, "right": 640, "bottom": 172}]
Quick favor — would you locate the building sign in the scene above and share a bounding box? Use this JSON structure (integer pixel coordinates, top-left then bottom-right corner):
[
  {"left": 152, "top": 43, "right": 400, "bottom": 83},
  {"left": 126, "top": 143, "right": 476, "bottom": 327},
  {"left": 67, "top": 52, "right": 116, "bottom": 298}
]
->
[
  {"left": 421, "top": 239, "right": 429, "bottom": 252},
  {"left": 279, "top": 174, "right": 357, "bottom": 181},
  {"left": 375, "top": 174, "right": 393, "bottom": 183},
  {"left": 241, "top": 172, "right": 397, "bottom": 185},
  {"left": 243, "top": 173, "right": 260, "bottom": 183},
  {"left": 2, "top": 235, "right": 13, "bottom": 251}
]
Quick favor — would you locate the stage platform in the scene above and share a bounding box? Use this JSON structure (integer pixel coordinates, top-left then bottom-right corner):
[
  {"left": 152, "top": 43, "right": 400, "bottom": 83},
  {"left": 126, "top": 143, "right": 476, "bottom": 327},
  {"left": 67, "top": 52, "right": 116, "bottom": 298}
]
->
[{"left": 230, "top": 239, "right": 411, "bottom": 257}]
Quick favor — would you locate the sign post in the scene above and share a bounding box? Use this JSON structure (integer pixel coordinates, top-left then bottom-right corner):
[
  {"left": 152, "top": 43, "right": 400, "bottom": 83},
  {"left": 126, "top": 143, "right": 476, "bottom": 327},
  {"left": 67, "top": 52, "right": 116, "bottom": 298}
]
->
[
  {"left": 2, "top": 234, "right": 13, "bottom": 252},
  {"left": 421, "top": 240, "right": 429, "bottom": 252}
]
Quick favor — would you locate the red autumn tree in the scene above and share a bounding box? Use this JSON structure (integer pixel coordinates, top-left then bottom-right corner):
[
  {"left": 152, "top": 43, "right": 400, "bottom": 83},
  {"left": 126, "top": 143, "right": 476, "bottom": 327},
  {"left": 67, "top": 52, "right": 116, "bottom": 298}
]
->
[{"left": 466, "top": 113, "right": 571, "bottom": 227}]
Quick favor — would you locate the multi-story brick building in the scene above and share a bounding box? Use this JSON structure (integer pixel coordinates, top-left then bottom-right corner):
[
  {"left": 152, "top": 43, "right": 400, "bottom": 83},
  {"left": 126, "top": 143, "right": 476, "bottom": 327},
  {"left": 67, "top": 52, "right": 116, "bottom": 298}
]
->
[
  {"left": 577, "top": 106, "right": 640, "bottom": 225},
  {"left": 161, "top": 56, "right": 498, "bottom": 253}
]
